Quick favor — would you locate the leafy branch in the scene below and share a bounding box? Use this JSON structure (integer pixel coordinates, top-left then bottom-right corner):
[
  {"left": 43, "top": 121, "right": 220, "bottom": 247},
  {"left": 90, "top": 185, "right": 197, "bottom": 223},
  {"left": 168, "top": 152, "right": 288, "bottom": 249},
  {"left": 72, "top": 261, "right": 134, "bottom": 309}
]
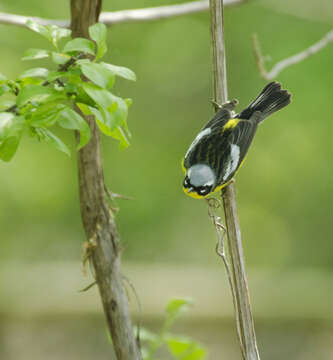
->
[
  {"left": 138, "top": 298, "right": 206, "bottom": 360},
  {"left": 0, "top": 20, "right": 136, "bottom": 162}
]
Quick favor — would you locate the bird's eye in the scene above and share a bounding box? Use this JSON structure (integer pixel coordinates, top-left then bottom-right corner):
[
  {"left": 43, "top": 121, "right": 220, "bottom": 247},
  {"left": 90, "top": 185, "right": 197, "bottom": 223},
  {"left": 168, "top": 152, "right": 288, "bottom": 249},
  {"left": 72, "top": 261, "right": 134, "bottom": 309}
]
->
[
  {"left": 183, "top": 177, "right": 190, "bottom": 188},
  {"left": 198, "top": 185, "right": 212, "bottom": 196}
]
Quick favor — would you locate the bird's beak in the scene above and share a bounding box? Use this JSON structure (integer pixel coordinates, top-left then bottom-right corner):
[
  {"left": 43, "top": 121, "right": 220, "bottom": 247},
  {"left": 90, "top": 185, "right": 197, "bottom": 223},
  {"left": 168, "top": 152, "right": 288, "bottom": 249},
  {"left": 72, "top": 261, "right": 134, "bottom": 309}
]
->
[{"left": 187, "top": 187, "right": 194, "bottom": 193}]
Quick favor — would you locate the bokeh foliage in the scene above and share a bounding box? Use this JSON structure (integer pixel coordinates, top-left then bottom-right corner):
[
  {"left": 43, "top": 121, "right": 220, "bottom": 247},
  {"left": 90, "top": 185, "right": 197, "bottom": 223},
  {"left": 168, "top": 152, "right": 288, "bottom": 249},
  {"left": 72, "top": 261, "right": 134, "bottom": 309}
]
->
[{"left": 0, "top": 0, "right": 332, "bottom": 269}]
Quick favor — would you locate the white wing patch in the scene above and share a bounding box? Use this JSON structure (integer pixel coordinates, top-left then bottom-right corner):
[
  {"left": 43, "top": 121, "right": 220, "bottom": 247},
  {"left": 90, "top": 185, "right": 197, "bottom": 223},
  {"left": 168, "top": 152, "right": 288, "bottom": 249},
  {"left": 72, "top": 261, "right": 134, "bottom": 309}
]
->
[
  {"left": 185, "top": 128, "right": 211, "bottom": 159},
  {"left": 223, "top": 144, "right": 240, "bottom": 181}
]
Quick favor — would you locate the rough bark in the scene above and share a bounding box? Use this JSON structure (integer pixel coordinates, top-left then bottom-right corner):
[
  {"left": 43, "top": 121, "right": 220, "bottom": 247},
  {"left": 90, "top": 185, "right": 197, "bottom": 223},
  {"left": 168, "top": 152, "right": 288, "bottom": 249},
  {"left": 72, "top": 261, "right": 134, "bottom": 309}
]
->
[
  {"left": 209, "top": 0, "right": 260, "bottom": 359},
  {"left": 70, "top": 1, "right": 141, "bottom": 359}
]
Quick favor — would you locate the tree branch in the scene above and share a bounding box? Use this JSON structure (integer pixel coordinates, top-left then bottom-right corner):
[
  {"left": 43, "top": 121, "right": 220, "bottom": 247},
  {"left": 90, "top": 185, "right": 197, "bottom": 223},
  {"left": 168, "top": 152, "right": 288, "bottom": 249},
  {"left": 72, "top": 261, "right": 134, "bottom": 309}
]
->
[
  {"left": 100, "top": 0, "right": 244, "bottom": 24},
  {"left": 0, "top": 12, "right": 67, "bottom": 27},
  {"left": 0, "top": 0, "right": 246, "bottom": 28},
  {"left": 209, "top": 1, "right": 260, "bottom": 359},
  {"left": 253, "top": 30, "right": 333, "bottom": 80},
  {"left": 70, "top": 1, "right": 140, "bottom": 359}
]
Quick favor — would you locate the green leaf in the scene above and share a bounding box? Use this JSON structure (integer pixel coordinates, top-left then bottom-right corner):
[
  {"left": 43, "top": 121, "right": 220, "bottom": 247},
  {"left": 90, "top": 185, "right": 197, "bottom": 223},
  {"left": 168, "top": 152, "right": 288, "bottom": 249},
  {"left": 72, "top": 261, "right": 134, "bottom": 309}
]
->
[
  {"left": 46, "top": 25, "right": 71, "bottom": 48},
  {"left": 89, "top": 23, "right": 107, "bottom": 60},
  {"left": 80, "top": 62, "right": 115, "bottom": 89},
  {"left": 136, "top": 327, "right": 158, "bottom": 343},
  {"left": 26, "top": 21, "right": 71, "bottom": 49},
  {"left": 101, "top": 62, "right": 136, "bottom": 81},
  {"left": 108, "top": 127, "right": 129, "bottom": 149},
  {"left": 26, "top": 20, "right": 53, "bottom": 43},
  {"left": 166, "top": 298, "right": 193, "bottom": 319},
  {"left": 17, "top": 85, "right": 64, "bottom": 106},
  {"left": 22, "top": 48, "right": 49, "bottom": 61},
  {"left": 0, "top": 113, "right": 23, "bottom": 137},
  {"left": 63, "top": 38, "right": 95, "bottom": 55},
  {"left": 0, "top": 113, "right": 24, "bottom": 161},
  {"left": 82, "top": 83, "right": 128, "bottom": 128},
  {"left": 42, "top": 128, "right": 70, "bottom": 156},
  {"left": 64, "top": 83, "right": 78, "bottom": 95},
  {"left": 57, "top": 107, "right": 90, "bottom": 149},
  {"left": 87, "top": 105, "right": 110, "bottom": 131},
  {"left": 76, "top": 102, "right": 91, "bottom": 116},
  {"left": 47, "top": 71, "right": 67, "bottom": 82},
  {"left": 108, "top": 97, "right": 128, "bottom": 128},
  {"left": 29, "top": 103, "right": 65, "bottom": 127},
  {"left": 166, "top": 337, "right": 206, "bottom": 360},
  {"left": 0, "top": 113, "right": 15, "bottom": 139},
  {"left": 75, "top": 59, "right": 90, "bottom": 65},
  {"left": 0, "top": 136, "right": 21, "bottom": 162},
  {"left": 51, "top": 52, "right": 71, "bottom": 65},
  {"left": 81, "top": 83, "right": 113, "bottom": 108},
  {"left": 87, "top": 106, "right": 130, "bottom": 149},
  {"left": 19, "top": 67, "right": 49, "bottom": 79}
]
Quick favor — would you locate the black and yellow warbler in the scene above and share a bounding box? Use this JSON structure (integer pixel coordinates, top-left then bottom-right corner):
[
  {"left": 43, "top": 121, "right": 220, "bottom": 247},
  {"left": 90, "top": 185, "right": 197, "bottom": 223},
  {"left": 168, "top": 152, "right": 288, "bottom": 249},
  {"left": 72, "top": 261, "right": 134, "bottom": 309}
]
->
[{"left": 182, "top": 82, "right": 291, "bottom": 199}]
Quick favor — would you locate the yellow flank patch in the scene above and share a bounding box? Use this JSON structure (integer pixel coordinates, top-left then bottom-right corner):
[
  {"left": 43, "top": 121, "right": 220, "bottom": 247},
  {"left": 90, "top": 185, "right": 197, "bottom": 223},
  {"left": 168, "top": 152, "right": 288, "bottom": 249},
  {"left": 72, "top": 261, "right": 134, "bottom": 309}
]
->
[
  {"left": 181, "top": 158, "right": 186, "bottom": 174},
  {"left": 238, "top": 154, "right": 247, "bottom": 170},
  {"left": 212, "top": 180, "right": 232, "bottom": 194},
  {"left": 223, "top": 118, "right": 240, "bottom": 130}
]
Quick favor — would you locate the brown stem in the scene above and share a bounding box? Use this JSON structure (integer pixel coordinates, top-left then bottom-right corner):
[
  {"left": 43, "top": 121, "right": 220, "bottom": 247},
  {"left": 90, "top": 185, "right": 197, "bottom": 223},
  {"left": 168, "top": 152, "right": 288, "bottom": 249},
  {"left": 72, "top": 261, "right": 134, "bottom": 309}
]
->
[
  {"left": 222, "top": 185, "right": 260, "bottom": 360},
  {"left": 209, "top": 1, "right": 260, "bottom": 359},
  {"left": 70, "top": 1, "right": 140, "bottom": 359}
]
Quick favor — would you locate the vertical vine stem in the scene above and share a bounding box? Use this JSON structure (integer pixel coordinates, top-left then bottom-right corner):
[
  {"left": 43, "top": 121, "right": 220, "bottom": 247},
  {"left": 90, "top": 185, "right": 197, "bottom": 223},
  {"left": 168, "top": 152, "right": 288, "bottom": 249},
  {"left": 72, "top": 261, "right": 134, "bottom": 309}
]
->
[{"left": 209, "top": 1, "right": 261, "bottom": 359}]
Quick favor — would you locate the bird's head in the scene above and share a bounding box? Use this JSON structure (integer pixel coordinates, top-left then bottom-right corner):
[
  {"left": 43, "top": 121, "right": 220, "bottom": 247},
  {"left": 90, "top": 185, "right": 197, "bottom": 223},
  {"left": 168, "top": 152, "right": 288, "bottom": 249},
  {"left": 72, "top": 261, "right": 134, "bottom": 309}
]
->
[{"left": 183, "top": 164, "right": 216, "bottom": 199}]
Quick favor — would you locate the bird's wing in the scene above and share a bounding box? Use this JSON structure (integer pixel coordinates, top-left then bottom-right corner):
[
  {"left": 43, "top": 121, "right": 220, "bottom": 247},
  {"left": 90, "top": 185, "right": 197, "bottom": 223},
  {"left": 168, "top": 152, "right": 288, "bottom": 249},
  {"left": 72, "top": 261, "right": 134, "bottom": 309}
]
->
[
  {"left": 229, "top": 119, "right": 258, "bottom": 161},
  {"left": 216, "top": 119, "right": 258, "bottom": 184},
  {"left": 184, "top": 126, "right": 229, "bottom": 170},
  {"left": 183, "top": 109, "right": 231, "bottom": 169},
  {"left": 203, "top": 108, "right": 231, "bottom": 130}
]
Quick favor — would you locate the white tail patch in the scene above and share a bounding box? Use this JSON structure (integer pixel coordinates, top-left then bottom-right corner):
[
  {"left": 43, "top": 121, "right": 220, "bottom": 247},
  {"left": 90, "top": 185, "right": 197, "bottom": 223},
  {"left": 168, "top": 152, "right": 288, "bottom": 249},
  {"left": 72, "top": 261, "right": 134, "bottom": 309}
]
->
[{"left": 223, "top": 144, "right": 240, "bottom": 181}]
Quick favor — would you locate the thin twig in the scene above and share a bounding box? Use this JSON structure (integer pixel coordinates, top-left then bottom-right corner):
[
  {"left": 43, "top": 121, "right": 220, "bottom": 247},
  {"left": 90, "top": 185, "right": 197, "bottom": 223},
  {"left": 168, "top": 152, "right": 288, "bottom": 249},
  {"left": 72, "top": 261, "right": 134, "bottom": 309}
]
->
[
  {"left": 0, "top": 0, "right": 246, "bottom": 29},
  {"left": 0, "top": 12, "right": 68, "bottom": 27},
  {"left": 122, "top": 275, "right": 143, "bottom": 353},
  {"left": 79, "top": 280, "right": 97, "bottom": 292},
  {"left": 100, "top": 0, "right": 245, "bottom": 25},
  {"left": 252, "top": 33, "right": 269, "bottom": 80},
  {"left": 206, "top": 198, "right": 245, "bottom": 358},
  {"left": 104, "top": 183, "right": 134, "bottom": 201},
  {"left": 253, "top": 30, "right": 333, "bottom": 80}
]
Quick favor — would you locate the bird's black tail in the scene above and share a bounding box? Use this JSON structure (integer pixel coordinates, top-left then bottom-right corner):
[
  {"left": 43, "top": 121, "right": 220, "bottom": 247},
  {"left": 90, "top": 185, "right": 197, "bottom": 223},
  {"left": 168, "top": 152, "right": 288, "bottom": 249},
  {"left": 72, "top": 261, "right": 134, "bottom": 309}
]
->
[{"left": 238, "top": 82, "right": 291, "bottom": 123}]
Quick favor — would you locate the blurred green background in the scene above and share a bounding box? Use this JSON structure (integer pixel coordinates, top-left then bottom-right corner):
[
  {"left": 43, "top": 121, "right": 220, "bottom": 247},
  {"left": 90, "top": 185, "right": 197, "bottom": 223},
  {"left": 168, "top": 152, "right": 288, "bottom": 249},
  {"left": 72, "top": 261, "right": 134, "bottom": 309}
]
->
[{"left": 0, "top": 0, "right": 333, "bottom": 359}]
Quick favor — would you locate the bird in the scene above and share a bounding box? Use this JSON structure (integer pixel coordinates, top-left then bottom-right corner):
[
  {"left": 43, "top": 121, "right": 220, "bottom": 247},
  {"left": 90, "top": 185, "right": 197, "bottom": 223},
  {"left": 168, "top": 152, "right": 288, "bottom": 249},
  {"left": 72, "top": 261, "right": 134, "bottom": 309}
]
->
[{"left": 182, "top": 81, "right": 291, "bottom": 199}]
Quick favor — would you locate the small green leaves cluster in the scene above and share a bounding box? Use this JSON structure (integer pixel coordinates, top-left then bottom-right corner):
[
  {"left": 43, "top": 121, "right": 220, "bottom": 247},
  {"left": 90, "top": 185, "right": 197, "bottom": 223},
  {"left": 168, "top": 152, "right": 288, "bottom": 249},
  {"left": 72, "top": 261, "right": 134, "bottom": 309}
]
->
[
  {"left": 0, "top": 20, "right": 136, "bottom": 161},
  {"left": 139, "top": 298, "right": 207, "bottom": 360}
]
